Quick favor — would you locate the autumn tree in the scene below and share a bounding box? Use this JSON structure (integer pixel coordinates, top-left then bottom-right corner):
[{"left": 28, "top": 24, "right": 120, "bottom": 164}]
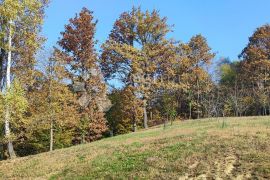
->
[
  {"left": 0, "top": 0, "right": 48, "bottom": 158},
  {"left": 101, "top": 7, "right": 172, "bottom": 128},
  {"left": 215, "top": 60, "right": 251, "bottom": 116},
  {"left": 42, "top": 51, "right": 80, "bottom": 151},
  {"left": 106, "top": 87, "right": 143, "bottom": 135},
  {"left": 239, "top": 24, "right": 270, "bottom": 115},
  {"left": 57, "top": 8, "right": 109, "bottom": 143},
  {"left": 174, "top": 35, "right": 214, "bottom": 119},
  {"left": 0, "top": 80, "right": 28, "bottom": 158},
  {"left": 160, "top": 91, "right": 177, "bottom": 127}
]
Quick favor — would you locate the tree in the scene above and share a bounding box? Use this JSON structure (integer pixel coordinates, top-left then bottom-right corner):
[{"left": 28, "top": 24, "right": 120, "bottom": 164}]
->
[
  {"left": 188, "top": 35, "right": 214, "bottom": 119},
  {"left": 57, "top": 8, "right": 109, "bottom": 143},
  {"left": 176, "top": 35, "right": 214, "bottom": 119},
  {"left": 106, "top": 87, "right": 143, "bottom": 135},
  {"left": 0, "top": 80, "right": 28, "bottom": 159},
  {"left": 217, "top": 61, "right": 253, "bottom": 117},
  {"left": 0, "top": 0, "right": 48, "bottom": 158},
  {"left": 160, "top": 91, "right": 177, "bottom": 127},
  {"left": 13, "top": 49, "right": 82, "bottom": 155},
  {"left": 240, "top": 24, "right": 270, "bottom": 115},
  {"left": 101, "top": 7, "right": 172, "bottom": 128},
  {"left": 45, "top": 52, "right": 80, "bottom": 151}
]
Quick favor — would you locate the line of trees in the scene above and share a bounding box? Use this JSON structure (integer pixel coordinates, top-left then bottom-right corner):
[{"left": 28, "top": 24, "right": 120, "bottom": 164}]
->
[
  {"left": 0, "top": 3, "right": 270, "bottom": 159},
  {"left": 0, "top": 3, "right": 110, "bottom": 159}
]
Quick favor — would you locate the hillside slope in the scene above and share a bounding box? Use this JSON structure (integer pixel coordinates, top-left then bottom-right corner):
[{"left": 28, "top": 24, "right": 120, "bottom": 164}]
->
[{"left": 0, "top": 117, "right": 270, "bottom": 179}]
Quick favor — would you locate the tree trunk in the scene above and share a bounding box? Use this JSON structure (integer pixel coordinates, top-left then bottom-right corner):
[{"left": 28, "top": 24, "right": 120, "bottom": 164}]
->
[
  {"left": 143, "top": 99, "right": 148, "bottom": 129},
  {"left": 109, "top": 130, "right": 113, "bottom": 137},
  {"left": 133, "top": 113, "right": 137, "bottom": 132},
  {"left": 132, "top": 107, "right": 137, "bottom": 132},
  {"left": 0, "top": 49, "right": 5, "bottom": 91},
  {"left": 81, "top": 134, "right": 85, "bottom": 144},
  {"left": 189, "top": 102, "right": 192, "bottom": 119},
  {"left": 188, "top": 90, "right": 192, "bottom": 119},
  {"left": 163, "top": 114, "right": 168, "bottom": 129},
  {"left": 197, "top": 79, "right": 200, "bottom": 119},
  {"left": 5, "top": 109, "right": 16, "bottom": 158},
  {"left": 49, "top": 121, "right": 53, "bottom": 151},
  {"left": 6, "top": 22, "right": 12, "bottom": 88},
  {"left": 0, "top": 143, "right": 3, "bottom": 160},
  {"left": 133, "top": 120, "right": 137, "bottom": 132},
  {"left": 49, "top": 59, "right": 53, "bottom": 152},
  {"left": 5, "top": 21, "right": 16, "bottom": 159}
]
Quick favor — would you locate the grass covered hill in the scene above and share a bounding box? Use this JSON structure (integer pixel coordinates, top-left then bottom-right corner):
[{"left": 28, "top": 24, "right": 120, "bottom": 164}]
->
[{"left": 0, "top": 116, "right": 270, "bottom": 179}]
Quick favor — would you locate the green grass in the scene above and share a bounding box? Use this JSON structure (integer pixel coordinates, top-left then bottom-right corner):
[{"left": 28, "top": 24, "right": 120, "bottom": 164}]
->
[{"left": 1, "top": 116, "right": 270, "bottom": 179}]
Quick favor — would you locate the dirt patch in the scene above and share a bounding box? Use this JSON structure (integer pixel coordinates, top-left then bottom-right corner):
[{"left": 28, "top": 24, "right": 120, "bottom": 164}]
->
[{"left": 179, "top": 148, "right": 242, "bottom": 179}]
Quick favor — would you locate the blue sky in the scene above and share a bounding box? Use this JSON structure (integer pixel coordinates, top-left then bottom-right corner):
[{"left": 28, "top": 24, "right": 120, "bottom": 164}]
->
[{"left": 43, "top": 0, "right": 270, "bottom": 61}]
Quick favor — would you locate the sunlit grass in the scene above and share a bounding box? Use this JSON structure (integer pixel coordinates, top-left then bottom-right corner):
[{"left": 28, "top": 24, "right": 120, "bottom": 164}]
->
[{"left": 0, "top": 116, "right": 269, "bottom": 179}]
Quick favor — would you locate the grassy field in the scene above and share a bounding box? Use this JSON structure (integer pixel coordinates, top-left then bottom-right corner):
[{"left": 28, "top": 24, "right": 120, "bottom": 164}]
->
[{"left": 0, "top": 116, "right": 270, "bottom": 179}]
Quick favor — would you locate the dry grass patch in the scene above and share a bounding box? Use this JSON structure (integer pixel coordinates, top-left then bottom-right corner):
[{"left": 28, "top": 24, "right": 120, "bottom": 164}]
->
[{"left": 0, "top": 116, "right": 269, "bottom": 179}]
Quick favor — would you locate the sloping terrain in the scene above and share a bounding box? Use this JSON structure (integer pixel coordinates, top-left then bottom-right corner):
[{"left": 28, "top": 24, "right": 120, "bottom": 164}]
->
[{"left": 0, "top": 116, "right": 270, "bottom": 179}]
